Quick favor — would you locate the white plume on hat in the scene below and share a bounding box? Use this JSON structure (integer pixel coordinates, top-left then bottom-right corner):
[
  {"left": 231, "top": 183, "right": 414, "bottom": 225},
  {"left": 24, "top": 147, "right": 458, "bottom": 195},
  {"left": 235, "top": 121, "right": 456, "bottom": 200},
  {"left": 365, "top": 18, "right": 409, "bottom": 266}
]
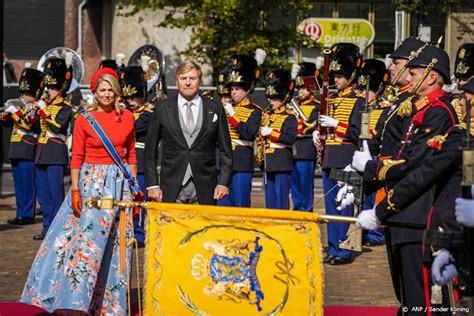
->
[
  {"left": 254, "top": 48, "right": 267, "bottom": 66},
  {"left": 291, "top": 63, "right": 301, "bottom": 80},
  {"left": 315, "top": 56, "right": 324, "bottom": 70},
  {"left": 116, "top": 53, "right": 126, "bottom": 67},
  {"left": 64, "top": 52, "right": 74, "bottom": 67}
]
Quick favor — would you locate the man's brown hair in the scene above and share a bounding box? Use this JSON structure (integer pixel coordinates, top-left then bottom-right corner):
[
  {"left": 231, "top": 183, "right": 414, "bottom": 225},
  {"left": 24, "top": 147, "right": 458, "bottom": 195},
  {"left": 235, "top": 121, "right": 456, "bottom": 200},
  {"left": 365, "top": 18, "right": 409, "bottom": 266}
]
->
[{"left": 176, "top": 61, "right": 202, "bottom": 79}]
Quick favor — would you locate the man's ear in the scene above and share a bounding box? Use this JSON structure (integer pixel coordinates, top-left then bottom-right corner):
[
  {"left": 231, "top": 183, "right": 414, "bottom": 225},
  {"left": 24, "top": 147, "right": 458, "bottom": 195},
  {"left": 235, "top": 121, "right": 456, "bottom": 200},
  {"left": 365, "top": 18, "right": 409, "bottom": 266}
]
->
[{"left": 426, "top": 71, "right": 438, "bottom": 86}]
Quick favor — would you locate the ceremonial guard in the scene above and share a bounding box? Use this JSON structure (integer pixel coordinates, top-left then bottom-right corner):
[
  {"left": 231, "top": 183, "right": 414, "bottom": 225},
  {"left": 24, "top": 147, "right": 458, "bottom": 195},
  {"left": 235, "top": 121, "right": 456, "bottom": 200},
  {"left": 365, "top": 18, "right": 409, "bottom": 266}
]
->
[
  {"left": 260, "top": 69, "right": 297, "bottom": 210},
  {"left": 120, "top": 65, "right": 153, "bottom": 245},
  {"left": 454, "top": 43, "right": 474, "bottom": 86},
  {"left": 218, "top": 54, "right": 262, "bottom": 207},
  {"left": 354, "top": 58, "right": 390, "bottom": 246},
  {"left": 316, "top": 43, "right": 364, "bottom": 265},
  {"left": 3, "top": 69, "right": 44, "bottom": 225},
  {"left": 33, "top": 57, "right": 73, "bottom": 240},
  {"left": 355, "top": 44, "right": 459, "bottom": 314},
  {"left": 289, "top": 62, "right": 319, "bottom": 212}
]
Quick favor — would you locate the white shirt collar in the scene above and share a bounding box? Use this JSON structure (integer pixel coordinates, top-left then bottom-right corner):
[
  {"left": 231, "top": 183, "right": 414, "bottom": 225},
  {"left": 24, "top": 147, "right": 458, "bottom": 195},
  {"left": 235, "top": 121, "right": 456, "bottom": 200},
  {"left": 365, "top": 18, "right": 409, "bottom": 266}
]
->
[{"left": 178, "top": 93, "right": 202, "bottom": 108}]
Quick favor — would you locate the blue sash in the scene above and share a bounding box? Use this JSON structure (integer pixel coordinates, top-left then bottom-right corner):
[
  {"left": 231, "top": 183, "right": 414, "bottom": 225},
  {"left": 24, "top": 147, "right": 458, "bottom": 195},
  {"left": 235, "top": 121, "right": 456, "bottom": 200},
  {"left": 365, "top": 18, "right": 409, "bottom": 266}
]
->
[{"left": 79, "top": 109, "right": 141, "bottom": 197}]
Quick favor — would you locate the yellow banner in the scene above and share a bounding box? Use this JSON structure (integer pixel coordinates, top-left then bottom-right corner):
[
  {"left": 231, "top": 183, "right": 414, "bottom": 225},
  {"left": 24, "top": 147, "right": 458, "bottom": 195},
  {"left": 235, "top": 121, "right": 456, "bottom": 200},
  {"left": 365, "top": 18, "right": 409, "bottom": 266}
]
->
[{"left": 144, "top": 203, "right": 324, "bottom": 316}]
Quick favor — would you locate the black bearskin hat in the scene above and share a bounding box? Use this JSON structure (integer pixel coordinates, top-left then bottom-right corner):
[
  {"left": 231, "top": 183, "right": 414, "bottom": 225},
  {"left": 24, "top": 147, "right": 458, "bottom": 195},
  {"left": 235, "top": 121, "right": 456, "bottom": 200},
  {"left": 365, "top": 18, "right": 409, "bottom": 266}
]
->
[
  {"left": 216, "top": 65, "right": 232, "bottom": 96},
  {"left": 265, "top": 69, "right": 294, "bottom": 102},
  {"left": 99, "top": 59, "right": 118, "bottom": 71},
  {"left": 18, "top": 68, "right": 45, "bottom": 99},
  {"left": 329, "top": 43, "right": 362, "bottom": 83},
  {"left": 43, "top": 57, "right": 73, "bottom": 92},
  {"left": 120, "top": 66, "right": 147, "bottom": 99},
  {"left": 295, "top": 62, "right": 317, "bottom": 88},
  {"left": 357, "top": 59, "right": 390, "bottom": 93},
  {"left": 227, "top": 54, "right": 259, "bottom": 91},
  {"left": 455, "top": 43, "right": 474, "bottom": 80}
]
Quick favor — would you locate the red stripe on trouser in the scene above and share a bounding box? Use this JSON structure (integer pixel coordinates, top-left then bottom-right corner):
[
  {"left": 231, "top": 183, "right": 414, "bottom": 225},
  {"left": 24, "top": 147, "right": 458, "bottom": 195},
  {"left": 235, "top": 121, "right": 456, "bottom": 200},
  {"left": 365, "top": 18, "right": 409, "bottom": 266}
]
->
[{"left": 422, "top": 205, "right": 435, "bottom": 316}]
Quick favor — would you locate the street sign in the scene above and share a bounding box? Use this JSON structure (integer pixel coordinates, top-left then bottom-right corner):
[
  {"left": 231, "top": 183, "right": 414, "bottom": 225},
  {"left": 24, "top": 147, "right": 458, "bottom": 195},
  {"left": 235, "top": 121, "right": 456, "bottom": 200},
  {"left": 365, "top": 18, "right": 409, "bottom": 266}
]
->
[{"left": 298, "top": 18, "right": 375, "bottom": 48}]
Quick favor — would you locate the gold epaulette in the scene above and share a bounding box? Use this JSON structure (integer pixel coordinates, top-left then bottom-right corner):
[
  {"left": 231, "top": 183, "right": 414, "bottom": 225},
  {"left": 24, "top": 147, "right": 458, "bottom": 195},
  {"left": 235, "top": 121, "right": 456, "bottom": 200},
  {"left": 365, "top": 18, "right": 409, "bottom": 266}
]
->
[
  {"left": 378, "top": 159, "right": 406, "bottom": 181},
  {"left": 52, "top": 98, "right": 64, "bottom": 105},
  {"left": 397, "top": 96, "right": 414, "bottom": 118},
  {"left": 379, "top": 100, "right": 392, "bottom": 108}
]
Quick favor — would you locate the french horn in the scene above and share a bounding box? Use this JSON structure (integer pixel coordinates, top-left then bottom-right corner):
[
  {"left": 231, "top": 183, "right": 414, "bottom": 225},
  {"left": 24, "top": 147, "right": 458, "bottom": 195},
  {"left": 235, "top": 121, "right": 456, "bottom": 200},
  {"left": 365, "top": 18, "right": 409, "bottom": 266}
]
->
[{"left": 36, "top": 47, "right": 84, "bottom": 94}]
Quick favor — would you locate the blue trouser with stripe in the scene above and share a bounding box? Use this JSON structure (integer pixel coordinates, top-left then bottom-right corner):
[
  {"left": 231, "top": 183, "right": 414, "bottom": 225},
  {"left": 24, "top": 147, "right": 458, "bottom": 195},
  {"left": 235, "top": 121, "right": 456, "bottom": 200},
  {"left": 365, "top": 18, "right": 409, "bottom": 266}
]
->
[
  {"left": 265, "top": 172, "right": 291, "bottom": 210},
  {"left": 217, "top": 171, "right": 252, "bottom": 207},
  {"left": 322, "top": 168, "right": 352, "bottom": 258},
  {"left": 291, "top": 159, "right": 315, "bottom": 212},
  {"left": 134, "top": 173, "right": 148, "bottom": 244},
  {"left": 11, "top": 159, "right": 36, "bottom": 219},
  {"left": 36, "top": 165, "right": 65, "bottom": 233},
  {"left": 361, "top": 193, "right": 385, "bottom": 244}
]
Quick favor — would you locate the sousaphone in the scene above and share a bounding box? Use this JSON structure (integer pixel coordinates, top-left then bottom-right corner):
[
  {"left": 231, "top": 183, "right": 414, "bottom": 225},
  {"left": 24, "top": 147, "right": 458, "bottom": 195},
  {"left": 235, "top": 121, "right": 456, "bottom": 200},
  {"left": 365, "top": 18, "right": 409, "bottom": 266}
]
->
[
  {"left": 37, "top": 47, "right": 84, "bottom": 93},
  {"left": 128, "top": 44, "right": 165, "bottom": 92}
]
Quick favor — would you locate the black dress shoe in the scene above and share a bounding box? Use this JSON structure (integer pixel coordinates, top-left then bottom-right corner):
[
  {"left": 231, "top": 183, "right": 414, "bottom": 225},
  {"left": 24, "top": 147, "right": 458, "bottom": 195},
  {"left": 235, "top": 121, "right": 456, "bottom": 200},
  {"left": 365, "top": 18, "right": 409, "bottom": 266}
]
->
[
  {"left": 329, "top": 256, "right": 352, "bottom": 265},
  {"left": 323, "top": 254, "right": 334, "bottom": 264},
  {"left": 364, "top": 240, "right": 385, "bottom": 247},
  {"left": 33, "top": 233, "right": 46, "bottom": 241},
  {"left": 7, "top": 217, "right": 35, "bottom": 225}
]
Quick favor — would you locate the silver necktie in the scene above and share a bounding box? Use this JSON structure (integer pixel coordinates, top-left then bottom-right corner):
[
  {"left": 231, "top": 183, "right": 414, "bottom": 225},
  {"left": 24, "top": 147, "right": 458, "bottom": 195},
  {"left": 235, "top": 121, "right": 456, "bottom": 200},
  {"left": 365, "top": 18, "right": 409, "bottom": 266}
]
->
[{"left": 185, "top": 102, "right": 195, "bottom": 135}]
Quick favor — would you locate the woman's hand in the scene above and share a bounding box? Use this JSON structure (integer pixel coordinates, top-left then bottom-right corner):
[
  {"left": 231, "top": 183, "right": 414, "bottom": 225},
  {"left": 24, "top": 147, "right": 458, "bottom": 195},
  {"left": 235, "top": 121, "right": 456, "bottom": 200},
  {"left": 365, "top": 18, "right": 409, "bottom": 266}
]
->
[{"left": 71, "top": 188, "right": 82, "bottom": 217}]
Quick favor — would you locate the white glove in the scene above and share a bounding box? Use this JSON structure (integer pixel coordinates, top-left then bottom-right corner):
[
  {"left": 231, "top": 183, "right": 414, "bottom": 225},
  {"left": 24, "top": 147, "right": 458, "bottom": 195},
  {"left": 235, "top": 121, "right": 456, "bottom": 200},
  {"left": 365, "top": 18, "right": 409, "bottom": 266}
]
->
[
  {"left": 312, "top": 130, "right": 320, "bottom": 146},
  {"left": 336, "top": 183, "right": 354, "bottom": 210},
  {"left": 455, "top": 197, "right": 474, "bottom": 228},
  {"left": 4, "top": 104, "right": 18, "bottom": 114},
  {"left": 261, "top": 126, "right": 273, "bottom": 137},
  {"left": 223, "top": 103, "right": 236, "bottom": 117},
  {"left": 352, "top": 140, "right": 372, "bottom": 172},
  {"left": 431, "top": 249, "right": 458, "bottom": 285},
  {"left": 318, "top": 115, "right": 339, "bottom": 128},
  {"left": 343, "top": 164, "right": 356, "bottom": 172},
  {"left": 37, "top": 100, "right": 47, "bottom": 109},
  {"left": 356, "top": 207, "right": 381, "bottom": 230}
]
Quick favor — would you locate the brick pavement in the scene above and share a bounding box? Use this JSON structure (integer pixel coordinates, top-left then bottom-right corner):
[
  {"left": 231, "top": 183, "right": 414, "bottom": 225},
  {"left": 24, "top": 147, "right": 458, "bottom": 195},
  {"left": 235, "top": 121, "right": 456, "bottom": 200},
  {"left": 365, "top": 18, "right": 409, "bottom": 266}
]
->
[{"left": 0, "top": 179, "right": 398, "bottom": 307}]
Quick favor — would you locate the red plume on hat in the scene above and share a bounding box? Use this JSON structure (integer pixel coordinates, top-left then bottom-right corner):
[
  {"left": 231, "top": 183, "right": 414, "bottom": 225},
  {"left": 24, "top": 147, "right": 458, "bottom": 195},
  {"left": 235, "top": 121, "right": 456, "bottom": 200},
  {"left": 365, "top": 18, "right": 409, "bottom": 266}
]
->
[{"left": 90, "top": 67, "right": 119, "bottom": 93}]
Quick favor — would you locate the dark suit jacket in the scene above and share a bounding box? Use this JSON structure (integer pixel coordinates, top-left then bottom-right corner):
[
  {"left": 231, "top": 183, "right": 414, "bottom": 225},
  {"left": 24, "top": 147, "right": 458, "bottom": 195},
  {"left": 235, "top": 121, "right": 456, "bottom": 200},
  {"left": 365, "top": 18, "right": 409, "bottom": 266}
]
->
[{"left": 144, "top": 94, "right": 233, "bottom": 205}]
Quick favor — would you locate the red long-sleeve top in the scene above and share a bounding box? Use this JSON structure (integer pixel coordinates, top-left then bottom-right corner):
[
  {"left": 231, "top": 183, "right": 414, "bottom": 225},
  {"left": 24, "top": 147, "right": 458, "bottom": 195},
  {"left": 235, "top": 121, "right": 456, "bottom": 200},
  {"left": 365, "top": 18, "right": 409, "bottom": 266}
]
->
[{"left": 71, "top": 109, "right": 137, "bottom": 169}]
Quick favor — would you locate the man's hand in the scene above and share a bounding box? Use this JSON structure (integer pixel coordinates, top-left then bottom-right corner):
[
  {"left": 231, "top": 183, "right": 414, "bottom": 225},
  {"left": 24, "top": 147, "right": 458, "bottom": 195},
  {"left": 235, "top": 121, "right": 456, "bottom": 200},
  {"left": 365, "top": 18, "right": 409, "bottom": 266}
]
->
[
  {"left": 261, "top": 126, "right": 273, "bottom": 137},
  {"left": 71, "top": 188, "right": 82, "bottom": 217},
  {"left": 4, "top": 104, "right": 18, "bottom": 114},
  {"left": 223, "top": 103, "right": 236, "bottom": 117},
  {"left": 214, "top": 185, "right": 229, "bottom": 200},
  {"left": 312, "top": 130, "right": 321, "bottom": 147},
  {"left": 431, "top": 249, "right": 458, "bottom": 285},
  {"left": 148, "top": 187, "right": 163, "bottom": 202},
  {"left": 352, "top": 140, "right": 372, "bottom": 172},
  {"left": 356, "top": 207, "right": 381, "bottom": 230},
  {"left": 37, "top": 100, "right": 47, "bottom": 109},
  {"left": 318, "top": 115, "right": 339, "bottom": 128},
  {"left": 455, "top": 197, "right": 474, "bottom": 228},
  {"left": 336, "top": 183, "right": 354, "bottom": 210}
]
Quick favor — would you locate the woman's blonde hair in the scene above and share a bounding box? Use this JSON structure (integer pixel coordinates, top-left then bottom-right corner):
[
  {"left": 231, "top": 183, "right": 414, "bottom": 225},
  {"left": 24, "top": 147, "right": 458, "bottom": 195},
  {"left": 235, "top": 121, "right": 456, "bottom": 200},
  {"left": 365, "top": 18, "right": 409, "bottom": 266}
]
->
[{"left": 86, "top": 74, "right": 124, "bottom": 115}]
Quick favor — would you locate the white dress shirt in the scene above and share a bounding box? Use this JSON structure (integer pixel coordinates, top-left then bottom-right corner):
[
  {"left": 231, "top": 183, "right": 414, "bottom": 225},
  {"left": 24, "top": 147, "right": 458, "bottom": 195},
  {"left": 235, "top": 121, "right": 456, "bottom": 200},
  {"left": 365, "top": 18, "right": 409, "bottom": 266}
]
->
[{"left": 177, "top": 93, "right": 201, "bottom": 126}]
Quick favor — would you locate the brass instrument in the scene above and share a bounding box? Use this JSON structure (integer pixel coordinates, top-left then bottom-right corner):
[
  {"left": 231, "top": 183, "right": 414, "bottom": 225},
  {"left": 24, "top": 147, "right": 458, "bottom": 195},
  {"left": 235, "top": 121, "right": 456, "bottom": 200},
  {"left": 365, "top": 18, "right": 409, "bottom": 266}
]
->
[
  {"left": 286, "top": 96, "right": 317, "bottom": 134},
  {"left": 255, "top": 111, "right": 271, "bottom": 170}
]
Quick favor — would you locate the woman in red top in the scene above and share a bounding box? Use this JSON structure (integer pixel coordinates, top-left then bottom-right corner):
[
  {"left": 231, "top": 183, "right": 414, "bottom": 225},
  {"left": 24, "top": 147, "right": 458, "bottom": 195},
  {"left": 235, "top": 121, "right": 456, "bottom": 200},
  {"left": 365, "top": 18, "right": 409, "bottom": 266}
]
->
[{"left": 21, "top": 68, "right": 138, "bottom": 315}]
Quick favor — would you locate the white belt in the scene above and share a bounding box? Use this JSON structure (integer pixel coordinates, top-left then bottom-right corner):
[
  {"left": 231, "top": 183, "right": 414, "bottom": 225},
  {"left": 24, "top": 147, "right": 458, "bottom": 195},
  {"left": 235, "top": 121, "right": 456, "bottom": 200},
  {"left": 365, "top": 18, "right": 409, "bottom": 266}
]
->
[
  {"left": 232, "top": 139, "right": 253, "bottom": 147},
  {"left": 42, "top": 131, "right": 66, "bottom": 142},
  {"left": 269, "top": 142, "right": 291, "bottom": 149},
  {"left": 135, "top": 142, "right": 145, "bottom": 149},
  {"left": 13, "top": 129, "right": 38, "bottom": 138}
]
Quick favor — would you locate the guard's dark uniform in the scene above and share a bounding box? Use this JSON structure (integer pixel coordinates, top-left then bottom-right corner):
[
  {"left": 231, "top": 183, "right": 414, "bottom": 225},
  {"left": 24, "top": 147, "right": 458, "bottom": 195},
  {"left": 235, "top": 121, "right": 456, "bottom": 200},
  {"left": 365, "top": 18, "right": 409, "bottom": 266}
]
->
[
  {"left": 291, "top": 62, "right": 319, "bottom": 212},
  {"left": 320, "top": 43, "right": 364, "bottom": 264},
  {"left": 263, "top": 69, "right": 297, "bottom": 210},
  {"left": 34, "top": 58, "right": 73, "bottom": 239},
  {"left": 120, "top": 65, "right": 152, "bottom": 244},
  {"left": 367, "top": 44, "right": 459, "bottom": 315},
  {"left": 3, "top": 69, "right": 44, "bottom": 224},
  {"left": 217, "top": 55, "right": 262, "bottom": 207}
]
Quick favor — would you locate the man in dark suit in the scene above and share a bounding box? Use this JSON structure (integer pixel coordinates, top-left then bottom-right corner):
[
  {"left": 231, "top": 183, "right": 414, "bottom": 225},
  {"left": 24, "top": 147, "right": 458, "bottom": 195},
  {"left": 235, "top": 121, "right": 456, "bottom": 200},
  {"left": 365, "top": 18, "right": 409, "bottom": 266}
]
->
[{"left": 144, "top": 61, "right": 232, "bottom": 204}]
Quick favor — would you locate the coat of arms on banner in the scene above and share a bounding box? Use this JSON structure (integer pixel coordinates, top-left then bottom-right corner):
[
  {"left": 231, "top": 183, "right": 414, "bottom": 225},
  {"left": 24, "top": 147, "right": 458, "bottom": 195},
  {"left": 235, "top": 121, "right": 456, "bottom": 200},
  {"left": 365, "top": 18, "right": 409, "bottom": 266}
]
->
[{"left": 144, "top": 204, "right": 324, "bottom": 316}]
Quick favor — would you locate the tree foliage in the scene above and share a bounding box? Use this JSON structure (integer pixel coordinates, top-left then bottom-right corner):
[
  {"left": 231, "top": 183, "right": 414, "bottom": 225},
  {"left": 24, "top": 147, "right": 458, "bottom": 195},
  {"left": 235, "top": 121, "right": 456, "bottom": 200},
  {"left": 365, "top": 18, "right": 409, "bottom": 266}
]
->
[{"left": 116, "top": 0, "right": 319, "bottom": 81}]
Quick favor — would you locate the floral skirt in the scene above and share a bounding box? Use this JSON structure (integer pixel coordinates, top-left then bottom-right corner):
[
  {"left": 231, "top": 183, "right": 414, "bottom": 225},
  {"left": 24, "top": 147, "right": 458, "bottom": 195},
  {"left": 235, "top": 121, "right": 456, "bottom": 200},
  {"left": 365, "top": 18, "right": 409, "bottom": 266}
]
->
[{"left": 20, "top": 163, "right": 134, "bottom": 315}]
